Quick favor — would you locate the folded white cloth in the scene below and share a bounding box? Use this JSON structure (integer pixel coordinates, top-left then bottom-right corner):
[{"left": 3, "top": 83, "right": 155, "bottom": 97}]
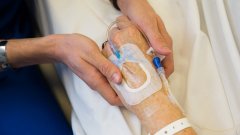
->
[{"left": 37, "top": 0, "right": 240, "bottom": 134}]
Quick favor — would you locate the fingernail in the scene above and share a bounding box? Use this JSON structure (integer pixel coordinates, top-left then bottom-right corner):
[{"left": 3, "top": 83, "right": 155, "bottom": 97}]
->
[{"left": 111, "top": 73, "right": 120, "bottom": 83}]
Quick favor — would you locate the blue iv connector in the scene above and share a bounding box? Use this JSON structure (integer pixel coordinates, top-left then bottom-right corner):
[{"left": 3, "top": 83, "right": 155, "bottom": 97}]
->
[
  {"left": 153, "top": 56, "right": 165, "bottom": 75},
  {"left": 111, "top": 45, "right": 121, "bottom": 59},
  {"left": 109, "top": 40, "right": 121, "bottom": 59}
]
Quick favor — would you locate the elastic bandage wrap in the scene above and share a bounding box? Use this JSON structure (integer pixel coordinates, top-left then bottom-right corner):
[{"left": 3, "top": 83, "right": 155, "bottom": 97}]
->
[{"left": 108, "top": 43, "right": 162, "bottom": 105}]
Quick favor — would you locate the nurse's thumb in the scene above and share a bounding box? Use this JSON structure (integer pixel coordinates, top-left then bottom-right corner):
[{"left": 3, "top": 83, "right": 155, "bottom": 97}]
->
[
  {"left": 85, "top": 48, "right": 122, "bottom": 84},
  {"left": 149, "top": 34, "right": 171, "bottom": 55},
  {"left": 96, "top": 56, "right": 122, "bottom": 84},
  {"left": 141, "top": 23, "right": 171, "bottom": 55}
]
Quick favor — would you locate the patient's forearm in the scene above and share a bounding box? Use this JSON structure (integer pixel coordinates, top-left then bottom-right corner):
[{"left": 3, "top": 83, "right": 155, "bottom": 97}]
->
[{"left": 132, "top": 90, "right": 195, "bottom": 134}]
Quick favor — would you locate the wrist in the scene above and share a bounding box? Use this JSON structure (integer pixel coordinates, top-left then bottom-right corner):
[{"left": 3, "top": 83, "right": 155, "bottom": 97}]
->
[
  {"left": 44, "top": 34, "right": 65, "bottom": 63},
  {"left": 51, "top": 34, "right": 84, "bottom": 65}
]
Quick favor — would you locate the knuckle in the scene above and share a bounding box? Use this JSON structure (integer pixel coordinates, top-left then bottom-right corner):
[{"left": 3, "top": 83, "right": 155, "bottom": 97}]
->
[
  {"left": 99, "top": 63, "right": 112, "bottom": 78},
  {"left": 88, "top": 68, "right": 99, "bottom": 78},
  {"left": 111, "top": 32, "right": 120, "bottom": 44},
  {"left": 128, "top": 26, "right": 140, "bottom": 36},
  {"left": 108, "top": 97, "right": 119, "bottom": 106},
  {"left": 89, "top": 76, "right": 105, "bottom": 91},
  {"left": 86, "top": 70, "right": 102, "bottom": 90},
  {"left": 116, "top": 16, "right": 122, "bottom": 21},
  {"left": 116, "top": 16, "right": 126, "bottom": 21},
  {"left": 155, "top": 35, "right": 165, "bottom": 42},
  {"left": 88, "top": 77, "right": 101, "bottom": 91}
]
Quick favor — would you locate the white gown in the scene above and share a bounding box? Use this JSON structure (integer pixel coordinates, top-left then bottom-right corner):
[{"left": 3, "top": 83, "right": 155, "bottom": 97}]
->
[{"left": 37, "top": 0, "right": 240, "bottom": 134}]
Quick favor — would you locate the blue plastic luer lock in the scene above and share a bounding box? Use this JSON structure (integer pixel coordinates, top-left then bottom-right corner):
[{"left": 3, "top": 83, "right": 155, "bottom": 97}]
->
[{"left": 153, "top": 56, "right": 162, "bottom": 69}]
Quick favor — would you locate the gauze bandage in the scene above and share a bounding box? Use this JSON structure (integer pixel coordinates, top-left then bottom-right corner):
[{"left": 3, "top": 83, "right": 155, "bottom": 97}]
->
[{"left": 108, "top": 43, "right": 162, "bottom": 105}]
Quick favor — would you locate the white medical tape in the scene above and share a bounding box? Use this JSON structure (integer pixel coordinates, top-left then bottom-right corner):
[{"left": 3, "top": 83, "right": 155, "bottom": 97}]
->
[
  {"left": 148, "top": 118, "right": 191, "bottom": 135},
  {"left": 121, "top": 63, "right": 151, "bottom": 92},
  {"left": 146, "top": 47, "right": 154, "bottom": 55},
  {"left": 108, "top": 43, "right": 162, "bottom": 105},
  {"left": 146, "top": 47, "right": 166, "bottom": 61}
]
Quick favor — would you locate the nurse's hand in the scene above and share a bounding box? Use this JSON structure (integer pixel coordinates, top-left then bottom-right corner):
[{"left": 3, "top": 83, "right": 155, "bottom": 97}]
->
[
  {"left": 6, "top": 34, "right": 123, "bottom": 106},
  {"left": 56, "top": 34, "right": 123, "bottom": 106},
  {"left": 118, "top": 0, "right": 174, "bottom": 77}
]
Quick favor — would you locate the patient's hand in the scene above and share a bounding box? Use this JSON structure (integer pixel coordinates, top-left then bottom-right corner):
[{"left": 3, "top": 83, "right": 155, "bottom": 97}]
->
[
  {"left": 122, "top": 62, "right": 147, "bottom": 89},
  {"left": 102, "top": 16, "right": 153, "bottom": 89},
  {"left": 117, "top": 0, "right": 174, "bottom": 77},
  {"left": 103, "top": 16, "right": 153, "bottom": 61}
]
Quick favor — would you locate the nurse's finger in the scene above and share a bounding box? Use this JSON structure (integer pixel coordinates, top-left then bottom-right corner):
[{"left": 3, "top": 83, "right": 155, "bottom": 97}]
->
[
  {"left": 156, "top": 16, "right": 172, "bottom": 46},
  {"left": 161, "top": 54, "right": 174, "bottom": 78},
  {"left": 85, "top": 49, "right": 122, "bottom": 84},
  {"left": 78, "top": 59, "right": 123, "bottom": 106},
  {"left": 157, "top": 16, "right": 174, "bottom": 77},
  {"left": 137, "top": 16, "right": 171, "bottom": 55}
]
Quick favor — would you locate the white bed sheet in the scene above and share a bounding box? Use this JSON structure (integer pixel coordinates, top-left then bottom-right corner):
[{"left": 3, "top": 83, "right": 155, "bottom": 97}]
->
[{"left": 37, "top": 0, "right": 240, "bottom": 134}]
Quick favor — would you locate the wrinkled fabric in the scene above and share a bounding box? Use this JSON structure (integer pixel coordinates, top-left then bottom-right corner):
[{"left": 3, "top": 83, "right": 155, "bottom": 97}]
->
[{"left": 37, "top": 0, "right": 240, "bottom": 134}]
